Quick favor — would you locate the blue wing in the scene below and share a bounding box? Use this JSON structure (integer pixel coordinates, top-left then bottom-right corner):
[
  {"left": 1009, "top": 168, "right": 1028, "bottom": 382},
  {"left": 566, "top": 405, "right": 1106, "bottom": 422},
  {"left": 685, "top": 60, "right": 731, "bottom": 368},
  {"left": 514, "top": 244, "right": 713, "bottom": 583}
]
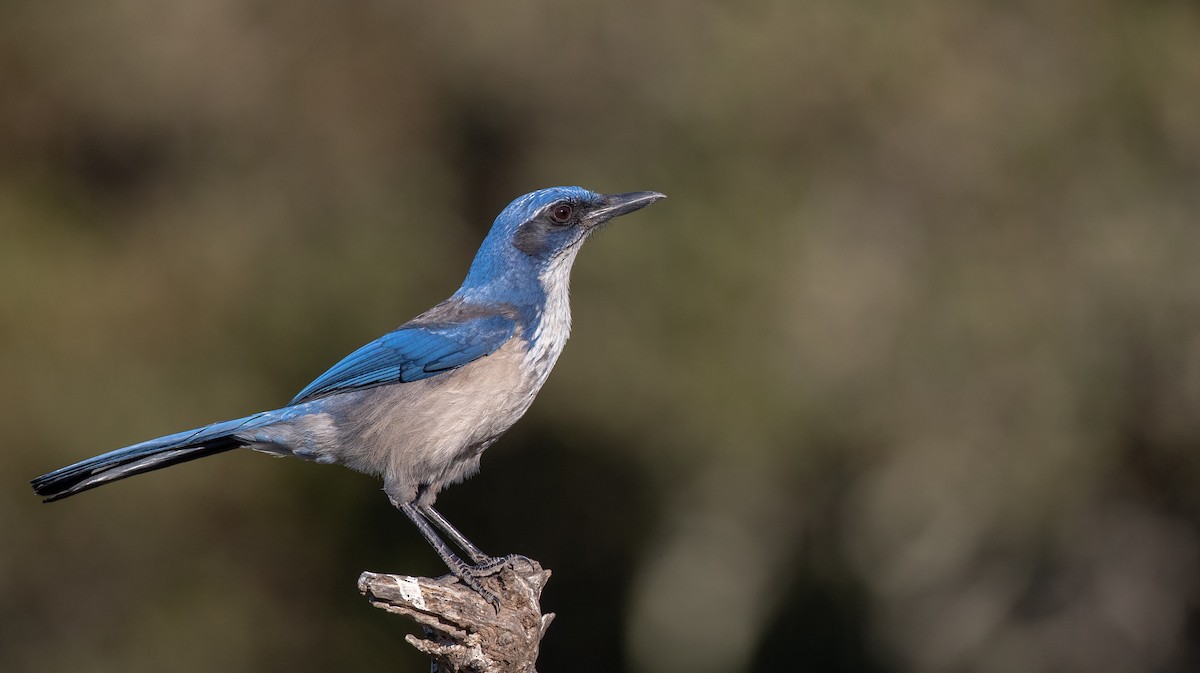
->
[{"left": 290, "top": 314, "right": 516, "bottom": 404}]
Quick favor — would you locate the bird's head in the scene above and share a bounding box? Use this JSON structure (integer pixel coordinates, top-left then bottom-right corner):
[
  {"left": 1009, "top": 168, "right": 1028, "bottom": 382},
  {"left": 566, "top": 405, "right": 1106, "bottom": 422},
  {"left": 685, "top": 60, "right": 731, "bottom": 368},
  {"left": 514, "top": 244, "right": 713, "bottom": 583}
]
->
[{"left": 458, "top": 186, "right": 665, "bottom": 303}]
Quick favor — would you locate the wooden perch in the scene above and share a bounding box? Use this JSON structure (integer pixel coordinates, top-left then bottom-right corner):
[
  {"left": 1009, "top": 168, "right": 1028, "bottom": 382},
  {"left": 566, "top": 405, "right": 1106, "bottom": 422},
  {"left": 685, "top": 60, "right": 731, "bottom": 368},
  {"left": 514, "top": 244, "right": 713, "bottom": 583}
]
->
[{"left": 359, "top": 556, "right": 554, "bottom": 673}]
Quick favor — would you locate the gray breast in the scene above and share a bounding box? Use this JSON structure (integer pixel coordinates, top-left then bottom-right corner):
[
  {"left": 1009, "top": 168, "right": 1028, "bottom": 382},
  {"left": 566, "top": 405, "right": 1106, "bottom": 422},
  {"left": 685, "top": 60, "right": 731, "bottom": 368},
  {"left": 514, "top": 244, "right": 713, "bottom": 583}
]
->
[{"left": 288, "top": 338, "right": 543, "bottom": 497}]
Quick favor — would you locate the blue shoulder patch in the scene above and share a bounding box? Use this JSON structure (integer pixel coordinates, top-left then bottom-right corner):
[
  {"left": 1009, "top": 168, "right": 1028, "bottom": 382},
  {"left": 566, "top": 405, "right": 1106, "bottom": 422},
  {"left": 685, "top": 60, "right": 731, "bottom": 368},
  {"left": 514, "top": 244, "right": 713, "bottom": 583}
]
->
[{"left": 290, "top": 314, "right": 516, "bottom": 404}]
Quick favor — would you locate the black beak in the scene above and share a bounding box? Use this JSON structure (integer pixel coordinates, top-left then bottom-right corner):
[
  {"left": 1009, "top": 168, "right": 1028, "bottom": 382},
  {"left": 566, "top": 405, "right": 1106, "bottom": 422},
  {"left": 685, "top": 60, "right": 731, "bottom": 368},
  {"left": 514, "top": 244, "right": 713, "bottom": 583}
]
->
[{"left": 585, "top": 191, "right": 667, "bottom": 225}]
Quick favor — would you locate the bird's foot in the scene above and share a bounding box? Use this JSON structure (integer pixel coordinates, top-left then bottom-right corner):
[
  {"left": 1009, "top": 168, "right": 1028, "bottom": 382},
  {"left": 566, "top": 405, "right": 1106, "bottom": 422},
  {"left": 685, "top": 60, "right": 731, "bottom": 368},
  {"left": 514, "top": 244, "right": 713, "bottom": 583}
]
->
[
  {"left": 447, "top": 558, "right": 502, "bottom": 611},
  {"left": 447, "top": 555, "right": 535, "bottom": 612},
  {"left": 473, "top": 553, "right": 536, "bottom": 575}
]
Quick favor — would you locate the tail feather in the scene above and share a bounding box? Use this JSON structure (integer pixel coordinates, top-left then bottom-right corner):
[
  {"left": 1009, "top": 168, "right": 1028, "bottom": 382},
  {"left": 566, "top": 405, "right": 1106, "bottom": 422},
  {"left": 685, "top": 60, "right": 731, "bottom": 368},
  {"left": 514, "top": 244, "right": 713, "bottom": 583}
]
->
[{"left": 31, "top": 412, "right": 279, "bottom": 502}]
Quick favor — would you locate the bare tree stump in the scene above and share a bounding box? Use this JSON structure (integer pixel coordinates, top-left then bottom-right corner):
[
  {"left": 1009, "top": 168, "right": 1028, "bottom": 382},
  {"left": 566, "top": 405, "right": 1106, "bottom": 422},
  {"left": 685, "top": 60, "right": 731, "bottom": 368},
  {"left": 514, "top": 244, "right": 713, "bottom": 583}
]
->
[{"left": 358, "top": 556, "right": 554, "bottom": 673}]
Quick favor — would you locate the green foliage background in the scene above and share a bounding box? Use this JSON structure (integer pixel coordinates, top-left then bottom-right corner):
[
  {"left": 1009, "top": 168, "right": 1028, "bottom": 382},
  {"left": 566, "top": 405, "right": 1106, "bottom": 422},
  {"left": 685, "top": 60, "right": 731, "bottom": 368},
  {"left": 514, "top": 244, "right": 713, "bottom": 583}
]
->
[{"left": 4, "top": 2, "right": 1200, "bottom": 672}]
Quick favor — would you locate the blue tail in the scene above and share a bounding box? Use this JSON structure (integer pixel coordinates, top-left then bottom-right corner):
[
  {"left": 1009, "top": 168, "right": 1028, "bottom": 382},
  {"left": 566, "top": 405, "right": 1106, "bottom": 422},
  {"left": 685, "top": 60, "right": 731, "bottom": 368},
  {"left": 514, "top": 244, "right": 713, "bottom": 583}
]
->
[{"left": 31, "top": 412, "right": 282, "bottom": 502}]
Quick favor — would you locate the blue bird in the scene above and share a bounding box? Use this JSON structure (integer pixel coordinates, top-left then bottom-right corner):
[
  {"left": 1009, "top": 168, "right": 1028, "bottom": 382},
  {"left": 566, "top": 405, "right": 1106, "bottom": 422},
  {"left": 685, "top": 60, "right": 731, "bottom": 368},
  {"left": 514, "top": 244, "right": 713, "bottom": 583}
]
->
[{"left": 32, "top": 186, "right": 665, "bottom": 606}]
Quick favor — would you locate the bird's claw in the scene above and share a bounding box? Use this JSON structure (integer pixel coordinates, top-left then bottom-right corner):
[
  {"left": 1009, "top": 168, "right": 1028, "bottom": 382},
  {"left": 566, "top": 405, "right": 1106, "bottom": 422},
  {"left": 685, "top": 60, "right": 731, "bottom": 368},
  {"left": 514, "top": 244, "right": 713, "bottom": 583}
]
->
[
  {"left": 446, "top": 555, "right": 536, "bottom": 612},
  {"left": 473, "top": 553, "right": 534, "bottom": 576},
  {"left": 447, "top": 559, "right": 508, "bottom": 612}
]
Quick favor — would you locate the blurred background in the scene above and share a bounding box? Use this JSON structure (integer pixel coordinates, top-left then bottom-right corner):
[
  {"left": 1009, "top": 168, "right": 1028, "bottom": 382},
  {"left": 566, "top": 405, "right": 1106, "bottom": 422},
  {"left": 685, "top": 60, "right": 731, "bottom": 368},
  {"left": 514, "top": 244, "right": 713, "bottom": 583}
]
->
[{"left": 3, "top": 1, "right": 1200, "bottom": 672}]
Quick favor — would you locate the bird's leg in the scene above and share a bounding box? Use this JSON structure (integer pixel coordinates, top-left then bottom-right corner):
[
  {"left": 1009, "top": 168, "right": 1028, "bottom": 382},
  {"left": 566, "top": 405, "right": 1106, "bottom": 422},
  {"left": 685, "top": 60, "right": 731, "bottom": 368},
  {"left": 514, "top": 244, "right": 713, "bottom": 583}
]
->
[
  {"left": 420, "top": 504, "right": 492, "bottom": 565},
  {"left": 422, "top": 504, "right": 534, "bottom": 575},
  {"left": 395, "top": 500, "right": 502, "bottom": 610}
]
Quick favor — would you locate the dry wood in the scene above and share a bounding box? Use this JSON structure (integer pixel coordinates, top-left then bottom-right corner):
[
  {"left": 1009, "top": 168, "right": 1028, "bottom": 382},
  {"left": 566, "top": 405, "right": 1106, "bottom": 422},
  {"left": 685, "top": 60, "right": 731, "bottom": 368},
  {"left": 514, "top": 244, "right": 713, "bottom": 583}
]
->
[{"left": 359, "top": 556, "right": 554, "bottom": 673}]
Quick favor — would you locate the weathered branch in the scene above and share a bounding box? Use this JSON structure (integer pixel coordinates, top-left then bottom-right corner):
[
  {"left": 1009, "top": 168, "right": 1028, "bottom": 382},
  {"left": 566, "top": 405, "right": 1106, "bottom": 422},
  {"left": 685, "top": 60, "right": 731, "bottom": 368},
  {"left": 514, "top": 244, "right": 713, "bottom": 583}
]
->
[{"left": 358, "top": 556, "right": 554, "bottom": 673}]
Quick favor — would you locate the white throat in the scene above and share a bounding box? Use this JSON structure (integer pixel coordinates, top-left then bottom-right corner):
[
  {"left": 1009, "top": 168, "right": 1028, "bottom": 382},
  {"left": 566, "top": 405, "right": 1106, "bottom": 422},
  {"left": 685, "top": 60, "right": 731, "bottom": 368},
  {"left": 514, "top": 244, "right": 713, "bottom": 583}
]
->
[{"left": 523, "top": 246, "right": 582, "bottom": 383}]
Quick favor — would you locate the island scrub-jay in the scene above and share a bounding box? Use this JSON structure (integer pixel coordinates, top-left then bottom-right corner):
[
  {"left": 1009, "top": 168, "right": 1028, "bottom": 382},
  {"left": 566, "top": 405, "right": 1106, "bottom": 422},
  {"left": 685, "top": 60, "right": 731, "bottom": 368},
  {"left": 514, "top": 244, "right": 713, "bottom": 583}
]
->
[{"left": 32, "top": 186, "right": 664, "bottom": 606}]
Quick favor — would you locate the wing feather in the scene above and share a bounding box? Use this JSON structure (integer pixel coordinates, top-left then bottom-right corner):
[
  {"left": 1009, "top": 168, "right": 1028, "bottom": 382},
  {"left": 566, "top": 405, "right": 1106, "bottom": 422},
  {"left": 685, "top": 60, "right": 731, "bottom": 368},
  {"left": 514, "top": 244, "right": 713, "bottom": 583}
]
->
[{"left": 290, "top": 314, "right": 516, "bottom": 404}]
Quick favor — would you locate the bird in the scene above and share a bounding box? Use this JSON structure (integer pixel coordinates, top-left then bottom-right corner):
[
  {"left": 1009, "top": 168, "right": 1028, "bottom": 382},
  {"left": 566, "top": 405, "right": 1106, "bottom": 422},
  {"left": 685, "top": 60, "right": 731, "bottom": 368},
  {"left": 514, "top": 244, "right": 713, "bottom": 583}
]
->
[{"left": 31, "top": 186, "right": 665, "bottom": 607}]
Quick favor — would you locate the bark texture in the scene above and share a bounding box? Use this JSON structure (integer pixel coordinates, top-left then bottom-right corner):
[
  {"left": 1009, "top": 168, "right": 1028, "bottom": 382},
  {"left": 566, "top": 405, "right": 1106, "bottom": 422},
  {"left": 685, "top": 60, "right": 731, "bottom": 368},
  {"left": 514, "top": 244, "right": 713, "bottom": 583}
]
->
[{"left": 359, "top": 556, "right": 554, "bottom": 673}]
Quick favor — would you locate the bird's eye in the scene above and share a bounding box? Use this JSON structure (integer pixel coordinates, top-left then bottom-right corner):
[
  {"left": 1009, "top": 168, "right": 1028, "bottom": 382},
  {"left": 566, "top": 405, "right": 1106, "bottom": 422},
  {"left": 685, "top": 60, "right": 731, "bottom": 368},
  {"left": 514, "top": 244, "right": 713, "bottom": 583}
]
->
[{"left": 550, "top": 203, "right": 573, "bottom": 224}]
